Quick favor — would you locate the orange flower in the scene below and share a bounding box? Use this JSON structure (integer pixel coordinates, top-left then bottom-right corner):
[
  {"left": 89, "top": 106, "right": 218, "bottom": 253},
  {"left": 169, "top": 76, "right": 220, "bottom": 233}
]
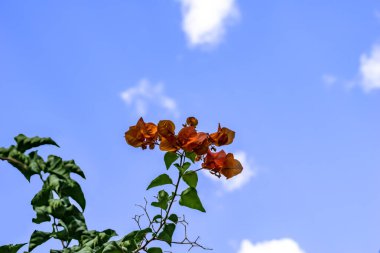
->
[
  {"left": 177, "top": 126, "right": 198, "bottom": 151},
  {"left": 125, "top": 118, "right": 158, "bottom": 149},
  {"left": 159, "top": 135, "right": 180, "bottom": 152},
  {"left": 157, "top": 121, "right": 211, "bottom": 154},
  {"left": 202, "top": 150, "right": 226, "bottom": 171},
  {"left": 192, "top": 132, "right": 209, "bottom": 155},
  {"left": 209, "top": 124, "right": 235, "bottom": 146},
  {"left": 157, "top": 120, "right": 175, "bottom": 138},
  {"left": 202, "top": 150, "right": 243, "bottom": 179},
  {"left": 157, "top": 120, "right": 180, "bottom": 152},
  {"left": 177, "top": 127, "right": 210, "bottom": 155}
]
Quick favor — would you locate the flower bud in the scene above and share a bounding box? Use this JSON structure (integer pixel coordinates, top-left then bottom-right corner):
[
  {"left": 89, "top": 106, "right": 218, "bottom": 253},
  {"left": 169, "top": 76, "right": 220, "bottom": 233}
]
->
[{"left": 186, "top": 117, "right": 198, "bottom": 127}]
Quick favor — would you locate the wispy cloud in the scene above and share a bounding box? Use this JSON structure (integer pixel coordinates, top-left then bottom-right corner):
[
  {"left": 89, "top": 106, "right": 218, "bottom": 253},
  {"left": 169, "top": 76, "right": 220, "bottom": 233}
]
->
[
  {"left": 179, "top": 0, "right": 239, "bottom": 47},
  {"left": 120, "top": 79, "right": 180, "bottom": 118},
  {"left": 321, "top": 74, "right": 337, "bottom": 87},
  {"left": 359, "top": 44, "right": 380, "bottom": 92},
  {"left": 322, "top": 44, "right": 380, "bottom": 93},
  {"left": 237, "top": 238, "right": 306, "bottom": 253},
  {"left": 203, "top": 151, "right": 255, "bottom": 192}
]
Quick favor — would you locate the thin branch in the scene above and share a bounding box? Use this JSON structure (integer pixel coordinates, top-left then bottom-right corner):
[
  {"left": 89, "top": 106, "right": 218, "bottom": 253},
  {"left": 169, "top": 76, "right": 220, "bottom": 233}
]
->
[
  {"left": 134, "top": 153, "right": 185, "bottom": 252},
  {"left": 0, "top": 155, "right": 28, "bottom": 172}
]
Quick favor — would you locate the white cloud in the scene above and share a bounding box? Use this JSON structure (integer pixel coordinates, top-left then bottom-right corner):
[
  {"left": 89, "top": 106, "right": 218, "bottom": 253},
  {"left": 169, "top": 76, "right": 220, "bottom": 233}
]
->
[
  {"left": 203, "top": 151, "right": 255, "bottom": 191},
  {"left": 321, "top": 74, "right": 337, "bottom": 86},
  {"left": 359, "top": 44, "right": 380, "bottom": 92},
  {"left": 322, "top": 44, "right": 380, "bottom": 93},
  {"left": 180, "top": 0, "right": 239, "bottom": 47},
  {"left": 120, "top": 79, "right": 180, "bottom": 117},
  {"left": 237, "top": 238, "right": 306, "bottom": 253}
]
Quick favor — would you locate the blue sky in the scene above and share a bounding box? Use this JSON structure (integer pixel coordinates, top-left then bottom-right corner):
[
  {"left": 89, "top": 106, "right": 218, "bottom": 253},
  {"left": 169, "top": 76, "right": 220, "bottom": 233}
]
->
[{"left": 1, "top": 1, "right": 380, "bottom": 252}]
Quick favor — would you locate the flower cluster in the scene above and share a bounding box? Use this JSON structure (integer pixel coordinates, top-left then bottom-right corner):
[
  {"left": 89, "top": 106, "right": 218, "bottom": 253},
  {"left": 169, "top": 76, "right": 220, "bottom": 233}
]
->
[{"left": 125, "top": 117, "right": 243, "bottom": 179}]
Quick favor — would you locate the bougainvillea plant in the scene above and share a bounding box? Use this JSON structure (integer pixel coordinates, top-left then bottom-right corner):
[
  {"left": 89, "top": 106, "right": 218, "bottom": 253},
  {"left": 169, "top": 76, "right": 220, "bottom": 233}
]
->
[{"left": 0, "top": 117, "right": 242, "bottom": 253}]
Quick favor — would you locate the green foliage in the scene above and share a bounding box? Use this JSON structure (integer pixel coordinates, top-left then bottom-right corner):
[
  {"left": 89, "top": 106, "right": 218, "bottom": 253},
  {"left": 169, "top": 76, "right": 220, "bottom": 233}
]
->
[
  {"left": 15, "top": 134, "right": 59, "bottom": 153},
  {"left": 147, "top": 174, "right": 173, "bottom": 190},
  {"left": 168, "top": 214, "right": 178, "bottom": 224},
  {"left": 0, "top": 134, "right": 210, "bottom": 252},
  {"left": 164, "top": 152, "right": 178, "bottom": 170},
  {"left": 182, "top": 170, "right": 198, "bottom": 188},
  {"left": 147, "top": 247, "right": 163, "bottom": 253},
  {"left": 179, "top": 187, "right": 206, "bottom": 212},
  {"left": 151, "top": 190, "right": 170, "bottom": 210},
  {"left": 185, "top": 151, "right": 197, "bottom": 163},
  {"left": 174, "top": 162, "right": 191, "bottom": 175},
  {"left": 29, "top": 230, "right": 51, "bottom": 252},
  {"left": 0, "top": 244, "right": 26, "bottom": 253},
  {"left": 157, "top": 224, "right": 176, "bottom": 246}
]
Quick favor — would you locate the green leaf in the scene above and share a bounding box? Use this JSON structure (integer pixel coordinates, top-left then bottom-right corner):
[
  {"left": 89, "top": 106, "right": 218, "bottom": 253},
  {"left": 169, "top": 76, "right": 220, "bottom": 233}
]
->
[
  {"left": 31, "top": 187, "right": 52, "bottom": 207},
  {"left": 151, "top": 190, "right": 169, "bottom": 210},
  {"left": 174, "top": 162, "right": 191, "bottom": 175},
  {"left": 46, "top": 174, "right": 86, "bottom": 211},
  {"left": 59, "top": 178, "right": 86, "bottom": 211},
  {"left": 0, "top": 243, "right": 26, "bottom": 253},
  {"left": 147, "top": 248, "right": 163, "bottom": 253},
  {"left": 101, "top": 241, "right": 124, "bottom": 253},
  {"left": 32, "top": 206, "right": 51, "bottom": 224},
  {"left": 62, "top": 204, "right": 86, "bottom": 222},
  {"left": 152, "top": 215, "right": 162, "bottom": 223},
  {"left": 164, "top": 152, "right": 178, "bottom": 170},
  {"left": 51, "top": 229, "right": 69, "bottom": 241},
  {"left": 14, "top": 134, "right": 59, "bottom": 153},
  {"left": 29, "top": 230, "right": 51, "bottom": 252},
  {"left": 64, "top": 160, "right": 85, "bottom": 179},
  {"left": 179, "top": 187, "right": 206, "bottom": 212},
  {"left": 168, "top": 214, "right": 178, "bottom": 224},
  {"left": 75, "top": 246, "right": 93, "bottom": 253},
  {"left": 157, "top": 223, "right": 176, "bottom": 246},
  {"left": 28, "top": 151, "right": 45, "bottom": 174},
  {"left": 5, "top": 147, "right": 35, "bottom": 181},
  {"left": 0, "top": 147, "right": 9, "bottom": 157},
  {"left": 45, "top": 155, "right": 66, "bottom": 177},
  {"left": 81, "top": 229, "right": 118, "bottom": 248},
  {"left": 64, "top": 216, "right": 88, "bottom": 239},
  {"left": 182, "top": 170, "right": 198, "bottom": 188},
  {"left": 185, "top": 151, "right": 197, "bottom": 163},
  {"left": 46, "top": 174, "right": 61, "bottom": 191},
  {"left": 147, "top": 174, "right": 173, "bottom": 190}
]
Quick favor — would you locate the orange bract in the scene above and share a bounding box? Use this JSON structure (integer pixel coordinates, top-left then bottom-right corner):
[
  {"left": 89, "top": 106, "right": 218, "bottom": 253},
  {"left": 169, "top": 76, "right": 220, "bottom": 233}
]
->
[
  {"left": 125, "top": 116, "right": 243, "bottom": 179},
  {"left": 186, "top": 117, "right": 198, "bottom": 127},
  {"left": 220, "top": 153, "right": 243, "bottom": 179},
  {"left": 209, "top": 124, "right": 235, "bottom": 146},
  {"left": 202, "top": 150, "right": 243, "bottom": 179},
  {"left": 125, "top": 118, "right": 158, "bottom": 149},
  {"left": 157, "top": 120, "right": 180, "bottom": 152}
]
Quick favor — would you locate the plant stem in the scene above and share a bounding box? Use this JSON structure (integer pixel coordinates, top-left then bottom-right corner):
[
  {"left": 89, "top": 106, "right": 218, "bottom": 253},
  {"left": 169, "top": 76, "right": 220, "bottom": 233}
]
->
[
  {"left": 135, "top": 152, "right": 185, "bottom": 252},
  {"left": 0, "top": 155, "right": 28, "bottom": 172}
]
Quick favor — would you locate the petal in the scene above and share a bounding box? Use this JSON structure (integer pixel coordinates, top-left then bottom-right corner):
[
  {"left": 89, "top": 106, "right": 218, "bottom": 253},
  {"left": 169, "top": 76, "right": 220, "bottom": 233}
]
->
[
  {"left": 143, "top": 122, "right": 158, "bottom": 139},
  {"left": 158, "top": 120, "right": 176, "bottom": 137},
  {"left": 221, "top": 127, "right": 235, "bottom": 145},
  {"left": 159, "top": 136, "right": 179, "bottom": 152},
  {"left": 178, "top": 126, "right": 198, "bottom": 151},
  {"left": 221, "top": 153, "right": 243, "bottom": 179},
  {"left": 209, "top": 124, "right": 235, "bottom": 146},
  {"left": 202, "top": 149, "right": 226, "bottom": 170},
  {"left": 125, "top": 126, "right": 144, "bottom": 147},
  {"left": 136, "top": 117, "right": 146, "bottom": 129},
  {"left": 193, "top": 132, "right": 209, "bottom": 155}
]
